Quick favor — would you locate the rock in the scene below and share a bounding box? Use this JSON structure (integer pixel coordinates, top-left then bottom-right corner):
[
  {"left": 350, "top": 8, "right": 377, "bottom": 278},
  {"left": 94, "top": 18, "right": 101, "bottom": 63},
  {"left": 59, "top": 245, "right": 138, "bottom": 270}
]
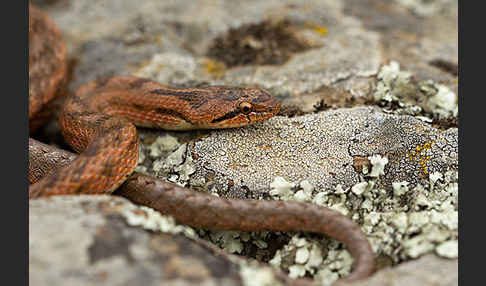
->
[
  {"left": 188, "top": 107, "right": 457, "bottom": 197},
  {"left": 29, "top": 196, "right": 247, "bottom": 286},
  {"left": 348, "top": 255, "right": 457, "bottom": 286}
]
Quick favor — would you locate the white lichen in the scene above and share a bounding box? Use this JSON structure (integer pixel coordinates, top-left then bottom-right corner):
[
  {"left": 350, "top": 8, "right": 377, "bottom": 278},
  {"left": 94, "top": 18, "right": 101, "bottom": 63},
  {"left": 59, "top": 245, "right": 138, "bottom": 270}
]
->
[
  {"left": 334, "top": 184, "right": 348, "bottom": 194},
  {"left": 152, "top": 143, "right": 196, "bottom": 185},
  {"left": 288, "top": 264, "right": 307, "bottom": 278},
  {"left": 198, "top": 167, "right": 456, "bottom": 286},
  {"left": 269, "top": 176, "right": 296, "bottom": 200},
  {"left": 392, "top": 181, "right": 410, "bottom": 197},
  {"left": 351, "top": 182, "right": 369, "bottom": 195},
  {"left": 120, "top": 204, "right": 194, "bottom": 237},
  {"left": 294, "top": 180, "right": 315, "bottom": 202},
  {"left": 422, "top": 80, "right": 458, "bottom": 119},
  {"left": 368, "top": 155, "right": 388, "bottom": 177},
  {"left": 429, "top": 171, "right": 443, "bottom": 192},
  {"left": 165, "top": 143, "right": 186, "bottom": 167},
  {"left": 395, "top": 0, "right": 454, "bottom": 17},
  {"left": 295, "top": 247, "right": 310, "bottom": 264},
  {"left": 312, "top": 192, "right": 329, "bottom": 206},
  {"left": 374, "top": 61, "right": 457, "bottom": 120},
  {"left": 329, "top": 202, "right": 349, "bottom": 216},
  {"left": 390, "top": 212, "right": 408, "bottom": 233},
  {"left": 436, "top": 240, "right": 458, "bottom": 258},
  {"left": 374, "top": 61, "right": 412, "bottom": 102},
  {"left": 403, "top": 237, "right": 435, "bottom": 258},
  {"left": 148, "top": 135, "right": 180, "bottom": 158},
  {"left": 240, "top": 261, "right": 283, "bottom": 286}
]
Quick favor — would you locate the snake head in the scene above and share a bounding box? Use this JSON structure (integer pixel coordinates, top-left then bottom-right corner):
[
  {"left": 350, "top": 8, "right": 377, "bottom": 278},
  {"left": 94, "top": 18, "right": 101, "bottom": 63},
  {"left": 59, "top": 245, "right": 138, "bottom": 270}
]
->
[{"left": 203, "top": 86, "right": 281, "bottom": 129}]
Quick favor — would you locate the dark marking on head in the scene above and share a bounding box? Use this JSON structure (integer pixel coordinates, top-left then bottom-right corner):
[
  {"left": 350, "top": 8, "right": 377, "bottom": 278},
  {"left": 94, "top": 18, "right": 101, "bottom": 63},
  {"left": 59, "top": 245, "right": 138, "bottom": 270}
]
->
[
  {"left": 155, "top": 107, "right": 193, "bottom": 123},
  {"left": 150, "top": 89, "right": 202, "bottom": 97},
  {"left": 95, "top": 76, "right": 112, "bottom": 89},
  {"left": 150, "top": 88, "right": 209, "bottom": 109},
  {"left": 251, "top": 93, "right": 271, "bottom": 103},
  {"left": 185, "top": 97, "right": 208, "bottom": 109},
  {"left": 67, "top": 111, "right": 96, "bottom": 118},
  {"left": 211, "top": 109, "right": 241, "bottom": 123},
  {"left": 132, "top": 103, "right": 145, "bottom": 111},
  {"left": 220, "top": 88, "right": 241, "bottom": 101},
  {"left": 129, "top": 78, "right": 152, "bottom": 89}
]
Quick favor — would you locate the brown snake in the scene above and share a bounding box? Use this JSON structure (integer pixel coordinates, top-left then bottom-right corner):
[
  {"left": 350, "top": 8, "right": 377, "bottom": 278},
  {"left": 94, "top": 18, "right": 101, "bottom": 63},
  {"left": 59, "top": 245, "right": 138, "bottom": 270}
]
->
[{"left": 29, "top": 4, "right": 375, "bottom": 285}]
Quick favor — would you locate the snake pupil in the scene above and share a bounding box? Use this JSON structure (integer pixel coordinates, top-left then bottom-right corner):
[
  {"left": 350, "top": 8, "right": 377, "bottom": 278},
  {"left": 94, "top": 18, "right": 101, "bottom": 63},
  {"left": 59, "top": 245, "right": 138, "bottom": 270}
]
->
[{"left": 240, "top": 102, "right": 252, "bottom": 114}]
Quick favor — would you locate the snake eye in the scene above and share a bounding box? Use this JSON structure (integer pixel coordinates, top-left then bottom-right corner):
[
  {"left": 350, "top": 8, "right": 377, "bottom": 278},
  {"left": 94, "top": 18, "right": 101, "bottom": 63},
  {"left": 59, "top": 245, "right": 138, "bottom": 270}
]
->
[{"left": 239, "top": 102, "right": 252, "bottom": 115}]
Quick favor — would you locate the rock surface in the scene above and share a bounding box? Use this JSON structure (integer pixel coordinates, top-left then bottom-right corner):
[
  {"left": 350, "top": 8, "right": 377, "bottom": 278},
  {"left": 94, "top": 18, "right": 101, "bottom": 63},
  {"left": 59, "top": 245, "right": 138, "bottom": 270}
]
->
[
  {"left": 29, "top": 196, "right": 252, "bottom": 286},
  {"left": 187, "top": 106, "right": 456, "bottom": 198},
  {"left": 348, "top": 254, "right": 457, "bottom": 286},
  {"left": 31, "top": 0, "right": 458, "bottom": 285}
]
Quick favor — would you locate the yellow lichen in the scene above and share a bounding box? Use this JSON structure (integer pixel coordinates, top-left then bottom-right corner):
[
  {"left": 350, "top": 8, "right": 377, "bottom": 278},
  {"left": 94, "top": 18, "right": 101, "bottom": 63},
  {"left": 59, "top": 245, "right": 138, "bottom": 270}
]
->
[
  {"left": 409, "top": 141, "right": 434, "bottom": 174},
  {"left": 202, "top": 59, "right": 226, "bottom": 79},
  {"left": 308, "top": 24, "right": 328, "bottom": 37}
]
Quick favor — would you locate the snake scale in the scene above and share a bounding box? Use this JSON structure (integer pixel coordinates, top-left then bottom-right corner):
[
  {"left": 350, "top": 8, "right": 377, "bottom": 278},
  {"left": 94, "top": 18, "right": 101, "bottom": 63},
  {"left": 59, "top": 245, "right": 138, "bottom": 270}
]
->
[{"left": 29, "top": 3, "right": 375, "bottom": 285}]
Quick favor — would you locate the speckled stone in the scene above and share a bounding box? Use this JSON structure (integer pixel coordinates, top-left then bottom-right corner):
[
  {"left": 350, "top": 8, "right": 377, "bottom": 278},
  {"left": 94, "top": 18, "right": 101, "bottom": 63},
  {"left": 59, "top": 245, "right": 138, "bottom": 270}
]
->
[
  {"left": 347, "top": 254, "right": 457, "bottom": 286},
  {"left": 29, "top": 196, "right": 246, "bottom": 286},
  {"left": 188, "top": 106, "right": 457, "bottom": 198}
]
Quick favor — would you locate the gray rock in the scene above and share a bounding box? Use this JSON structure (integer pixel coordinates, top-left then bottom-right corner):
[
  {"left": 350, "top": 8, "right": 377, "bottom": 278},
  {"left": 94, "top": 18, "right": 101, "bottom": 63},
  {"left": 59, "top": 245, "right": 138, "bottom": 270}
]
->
[
  {"left": 188, "top": 106, "right": 457, "bottom": 198},
  {"left": 29, "top": 195, "right": 249, "bottom": 286},
  {"left": 348, "top": 255, "right": 457, "bottom": 286}
]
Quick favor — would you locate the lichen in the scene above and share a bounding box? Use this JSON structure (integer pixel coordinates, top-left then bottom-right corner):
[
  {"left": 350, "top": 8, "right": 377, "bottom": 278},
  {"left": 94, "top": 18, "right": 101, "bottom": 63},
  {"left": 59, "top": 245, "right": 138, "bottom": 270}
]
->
[
  {"left": 368, "top": 155, "right": 389, "bottom": 177},
  {"left": 392, "top": 181, "right": 410, "bottom": 196},
  {"left": 409, "top": 141, "right": 434, "bottom": 175},
  {"left": 351, "top": 181, "right": 369, "bottom": 195},
  {"left": 373, "top": 61, "right": 458, "bottom": 121},
  {"left": 435, "top": 240, "right": 458, "bottom": 258},
  {"left": 374, "top": 61, "right": 413, "bottom": 103},
  {"left": 149, "top": 135, "right": 180, "bottom": 157},
  {"left": 133, "top": 107, "right": 456, "bottom": 285},
  {"left": 151, "top": 143, "right": 196, "bottom": 186},
  {"left": 201, "top": 58, "right": 226, "bottom": 79},
  {"left": 307, "top": 24, "right": 328, "bottom": 37},
  {"left": 269, "top": 176, "right": 296, "bottom": 200},
  {"left": 120, "top": 204, "right": 195, "bottom": 238},
  {"left": 420, "top": 80, "right": 458, "bottom": 118},
  {"left": 395, "top": 0, "right": 454, "bottom": 17},
  {"left": 240, "top": 262, "right": 283, "bottom": 286},
  {"left": 264, "top": 168, "right": 457, "bottom": 285},
  {"left": 210, "top": 231, "right": 244, "bottom": 254}
]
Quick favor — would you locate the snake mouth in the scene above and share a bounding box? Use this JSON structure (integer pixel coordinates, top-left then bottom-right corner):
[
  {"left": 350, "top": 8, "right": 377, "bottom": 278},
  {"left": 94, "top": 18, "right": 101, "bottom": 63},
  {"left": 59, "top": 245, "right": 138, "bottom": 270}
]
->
[
  {"left": 210, "top": 109, "right": 242, "bottom": 124},
  {"left": 206, "top": 110, "right": 276, "bottom": 129}
]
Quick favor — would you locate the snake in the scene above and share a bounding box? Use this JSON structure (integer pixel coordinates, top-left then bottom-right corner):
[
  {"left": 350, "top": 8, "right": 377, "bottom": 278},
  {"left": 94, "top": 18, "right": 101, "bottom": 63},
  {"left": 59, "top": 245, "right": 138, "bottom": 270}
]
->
[{"left": 29, "top": 3, "right": 375, "bottom": 285}]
